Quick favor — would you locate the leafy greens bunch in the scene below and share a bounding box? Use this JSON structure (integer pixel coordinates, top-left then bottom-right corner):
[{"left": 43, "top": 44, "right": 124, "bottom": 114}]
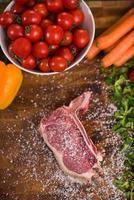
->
[{"left": 101, "top": 60, "right": 134, "bottom": 200}]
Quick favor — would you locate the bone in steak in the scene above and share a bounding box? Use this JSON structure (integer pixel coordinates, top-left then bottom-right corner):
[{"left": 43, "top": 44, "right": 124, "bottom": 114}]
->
[{"left": 39, "top": 92, "right": 102, "bottom": 183}]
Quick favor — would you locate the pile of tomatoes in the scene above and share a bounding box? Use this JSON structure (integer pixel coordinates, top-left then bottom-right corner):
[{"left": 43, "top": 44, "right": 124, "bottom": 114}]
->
[{"left": 0, "top": 0, "right": 90, "bottom": 72}]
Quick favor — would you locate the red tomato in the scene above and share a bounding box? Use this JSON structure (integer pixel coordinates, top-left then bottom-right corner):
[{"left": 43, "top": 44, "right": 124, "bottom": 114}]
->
[
  {"left": 57, "top": 47, "right": 74, "bottom": 63},
  {"left": 32, "top": 42, "right": 48, "bottom": 59},
  {"left": 57, "top": 12, "right": 74, "bottom": 30},
  {"left": 70, "top": 9, "right": 84, "bottom": 26},
  {"left": 39, "top": 58, "right": 50, "bottom": 72},
  {"left": 41, "top": 18, "right": 53, "bottom": 31},
  {"left": 12, "top": 37, "right": 32, "bottom": 59},
  {"left": 27, "top": 0, "right": 36, "bottom": 7},
  {"left": 63, "top": 0, "right": 79, "bottom": 10},
  {"left": 0, "top": 11, "right": 14, "bottom": 27},
  {"left": 22, "top": 10, "right": 41, "bottom": 26},
  {"left": 15, "top": 0, "right": 29, "bottom": 5},
  {"left": 45, "top": 25, "right": 64, "bottom": 45},
  {"left": 11, "top": 3, "right": 25, "bottom": 14},
  {"left": 7, "top": 24, "right": 24, "bottom": 40},
  {"left": 33, "top": 3, "right": 48, "bottom": 18},
  {"left": 25, "top": 24, "right": 43, "bottom": 42},
  {"left": 61, "top": 31, "right": 72, "bottom": 46},
  {"left": 22, "top": 55, "right": 36, "bottom": 70},
  {"left": 49, "top": 56, "right": 67, "bottom": 72},
  {"left": 69, "top": 44, "right": 79, "bottom": 56},
  {"left": 49, "top": 44, "right": 59, "bottom": 54},
  {"left": 46, "top": 0, "right": 63, "bottom": 13},
  {"left": 0, "top": 14, "right": 5, "bottom": 26},
  {"left": 129, "top": 70, "right": 134, "bottom": 82},
  {"left": 73, "top": 29, "right": 89, "bottom": 48},
  {"left": 8, "top": 43, "right": 15, "bottom": 58}
]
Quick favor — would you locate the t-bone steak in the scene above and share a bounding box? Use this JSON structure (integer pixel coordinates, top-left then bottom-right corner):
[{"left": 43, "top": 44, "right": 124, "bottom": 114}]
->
[{"left": 39, "top": 92, "right": 102, "bottom": 183}]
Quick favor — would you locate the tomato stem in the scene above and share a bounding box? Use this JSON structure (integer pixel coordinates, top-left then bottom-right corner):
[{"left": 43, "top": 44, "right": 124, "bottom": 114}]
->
[
  {"left": 25, "top": 26, "right": 30, "bottom": 33},
  {"left": 15, "top": 15, "right": 22, "bottom": 24}
]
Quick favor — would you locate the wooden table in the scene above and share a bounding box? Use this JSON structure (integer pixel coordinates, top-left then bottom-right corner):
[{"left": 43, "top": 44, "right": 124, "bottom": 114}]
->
[{"left": 0, "top": 1, "right": 134, "bottom": 200}]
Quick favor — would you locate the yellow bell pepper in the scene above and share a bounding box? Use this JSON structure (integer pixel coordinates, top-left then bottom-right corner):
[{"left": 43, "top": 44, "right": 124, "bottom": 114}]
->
[{"left": 0, "top": 61, "right": 23, "bottom": 110}]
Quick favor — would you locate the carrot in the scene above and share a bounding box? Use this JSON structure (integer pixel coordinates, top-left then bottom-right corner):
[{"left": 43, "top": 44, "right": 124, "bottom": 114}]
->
[
  {"left": 114, "top": 45, "right": 134, "bottom": 67},
  {"left": 86, "top": 28, "right": 122, "bottom": 60},
  {"left": 86, "top": 40, "right": 101, "bottom": 60},
  {"left": 96, "top": 14, "right": 134, "bottom": 50},
  {"left": 104, "top": 33, "right": 129, "bottom": 53},
  {"left": 101, "top": 8, "right": 134, "bottom": 37},
  {"left": 103, "top": 8, "right": 134, "bottom": 34},
  {"left": 86, "top": 8, "right": 134, "bottom": 60},
  {"left": 104, "top": 37, "right": 123, "bottom": 53},
  {"left": 101, "top": 30, "right": 134, "bottom": 68}
]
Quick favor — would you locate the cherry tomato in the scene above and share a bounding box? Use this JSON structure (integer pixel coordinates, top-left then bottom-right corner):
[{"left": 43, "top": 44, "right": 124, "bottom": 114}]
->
[
  {"left": 63, "top": 0, "right": 79, "bottom": 10},
  {"left": 45, "top": 25, "right": 64, "bottom": 45},
  {"left": 41, "top": 18, "right": 53, "bottom": 31},
  {"left": 70, "top": 9, "right": 84, "bottom": 26},
  {"left": 0, "top": 11, "right": 14, "bottom": 27},
  {"left": 57, "top": 47, "right": 74, "bottom": 63},
  {"left": 73, "top": 29, "right": 89, "bottom": 48},
  {"left": 7, "top": 24, "right": 24, "bottom": 40},
  {"left": 33, "top": 3, "right": 48, "bottom": 18},
  {"left": 27, "top": 0, "right": 36, "bottom": 7},
  {"left": 57, "top": 12, "right": 74, "bottom": 30},
  {"left": 49, "top": 44, "right": 59, "bottom": 54},
  {"left": 8, "top": 43, "right": 15, "bottom": 58},
  {"left": 129, "top": 70, "right": 134, "bottom": 82},
  {"left": 15, "top": 0, "right": 29, "bottom": 5},
  {"left": 49, "top": 56, "right": 67, "bottom": 72},
  {"left": 46, "top": 0, "right": 63, "bottom": 13},
  {"left": 22, "top": 55, "right": 36, "bottom": 70},
  {"left": 22, "top": 10, "right": 41, "bottom": 26},
  {"left": 61, "top": 31, "right": 72, "bottom": 46},
  {"left": 69, "top": 44, "right": 79, "bottom": 56},
  {"left": 0, "top": 14, "right": 5, "bottom": 26},
  {"left": 32, "top": 42, "right": 48, "bottom": 59},
  {"left": 25, "top": 24, "right": 43, "bottom": 42},
  {"left": 12, "top": 37, "right": 32, "bottom": 59},
  {"left": 11, "top": 3, "right": 25, "bottom": 14},
  {"left": 39, "top": 58, "right": 50, "bottom": 72}
]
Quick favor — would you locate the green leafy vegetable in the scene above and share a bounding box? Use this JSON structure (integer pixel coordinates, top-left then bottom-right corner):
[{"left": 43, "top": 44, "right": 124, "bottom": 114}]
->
[{"left": 101, "top": 60, "right": 134, "bottom": 200}]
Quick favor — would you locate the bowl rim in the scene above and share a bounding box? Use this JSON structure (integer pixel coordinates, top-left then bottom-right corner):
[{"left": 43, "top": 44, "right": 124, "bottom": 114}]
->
[{"left": 0, "top": 0, "right": 95, "bottom": 76}]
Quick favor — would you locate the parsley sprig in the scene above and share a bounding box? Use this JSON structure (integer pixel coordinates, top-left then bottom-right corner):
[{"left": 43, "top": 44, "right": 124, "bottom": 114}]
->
[{"left": 101, "top": 60, "right": 134, "bottom": 200}]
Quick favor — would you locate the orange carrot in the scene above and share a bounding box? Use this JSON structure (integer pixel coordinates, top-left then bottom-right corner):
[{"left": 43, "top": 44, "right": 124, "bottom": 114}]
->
[
  {"left": 101, "top": 8, "right": 134, "bottom": 38},
  {"left": 104, "top": 33, "right": 129, "bottom": 53},
  {"left": 103, "top": 8, "right": 134, "bottom": 34},
  {"left": 96, "top": 14, "right": 134, "bottom": 50},
  {"left": 87, "top": 24, "right": 116, "bottom": 60},
  {"left": 86, "top": 40, "right": 101, "bottom": 60},
  {"left": 114, "top": 45, "right": 134, "bottom": 67},
  {"left": 86, "top": 8, "right": 134, "bottom": 60},
  {"left": 104, "top": 37, "right": 123, "bottom": 53},
  {"left": 101, "top": 30, "right": 134, "bottom": 68}
]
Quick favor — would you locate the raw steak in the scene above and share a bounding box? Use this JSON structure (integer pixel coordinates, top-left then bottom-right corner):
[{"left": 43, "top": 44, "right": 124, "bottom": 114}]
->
[{"left": 39, "top": 92, "right": 102, "bottom": 183}]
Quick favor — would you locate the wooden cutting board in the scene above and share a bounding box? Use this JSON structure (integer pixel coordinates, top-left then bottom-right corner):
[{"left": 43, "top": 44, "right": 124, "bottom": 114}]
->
[{"left": 0, "top": 1, "right": 134, "bottom": 200}]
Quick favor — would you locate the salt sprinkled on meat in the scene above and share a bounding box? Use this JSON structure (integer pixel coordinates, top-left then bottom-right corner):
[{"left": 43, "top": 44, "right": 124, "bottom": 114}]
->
[{"left": 0, "top": 59, "right": 125, "bottom": 200}]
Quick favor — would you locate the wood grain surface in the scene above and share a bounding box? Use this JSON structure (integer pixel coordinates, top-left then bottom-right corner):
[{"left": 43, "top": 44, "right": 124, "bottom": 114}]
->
[{"left": 0, "top": 1, "right": 134, "bottom": 200}]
